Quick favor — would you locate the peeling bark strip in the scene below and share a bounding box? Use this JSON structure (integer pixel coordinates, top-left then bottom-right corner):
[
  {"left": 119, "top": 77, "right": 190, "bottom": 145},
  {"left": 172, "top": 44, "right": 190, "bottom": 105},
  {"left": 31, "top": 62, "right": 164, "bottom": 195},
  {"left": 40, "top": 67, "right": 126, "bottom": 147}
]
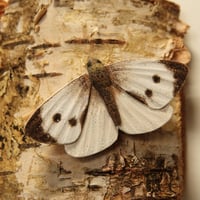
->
[
  {"left": 23, "top": 72, "right": 63, "bottom": 79},
  {"left": 2, "top": 35, "right": 34, "bottom": 48},
  {"left": 33, "top": 4, "right": 48, "bottom": 25},
  {"left": 30, "top": 42, "right": 61, "bottom": 49},
  {"left": 65, "top": 39, "right": 125, "bottom": 45},
  {"left": 0, "top": 0, "right": 190, "bottom": 199}
]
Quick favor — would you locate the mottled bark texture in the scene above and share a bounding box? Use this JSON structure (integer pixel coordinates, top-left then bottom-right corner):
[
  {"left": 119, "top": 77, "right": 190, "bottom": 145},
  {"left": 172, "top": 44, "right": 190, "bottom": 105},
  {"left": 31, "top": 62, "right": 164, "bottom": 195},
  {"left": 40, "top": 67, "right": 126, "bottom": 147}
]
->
[{"left": 0, "top": 0, "right": 190, "bottom": 199}]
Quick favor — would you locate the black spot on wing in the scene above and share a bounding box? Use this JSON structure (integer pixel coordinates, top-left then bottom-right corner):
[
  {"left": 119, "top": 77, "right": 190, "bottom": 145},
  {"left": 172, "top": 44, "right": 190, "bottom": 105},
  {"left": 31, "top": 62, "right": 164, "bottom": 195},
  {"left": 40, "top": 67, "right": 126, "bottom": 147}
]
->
[
  {"left": 68, "top": 117, "right": 77, "bottom": 127},
  {"left": 145, "top": 89, "right": 153, "bottom": 98},
  {"left": 25, "top": 109, "right": 56, "bottom": 143},
  {"left": 152, "top": 75, "right": 161, "bottom": 83},
  {"left": 53, "top": 113, "right": 61, "bottom": 123},
  {"left": 160, "top": 60, "right": 188, "bottom": 95}
]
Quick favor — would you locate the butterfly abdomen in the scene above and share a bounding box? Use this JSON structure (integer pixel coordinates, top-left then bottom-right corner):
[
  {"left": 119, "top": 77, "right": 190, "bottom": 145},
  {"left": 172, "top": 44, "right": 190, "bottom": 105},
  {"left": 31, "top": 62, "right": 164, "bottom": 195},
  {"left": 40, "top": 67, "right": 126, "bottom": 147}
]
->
[{"left": 97, "top": 87, "right": 121, "bottom": 126}]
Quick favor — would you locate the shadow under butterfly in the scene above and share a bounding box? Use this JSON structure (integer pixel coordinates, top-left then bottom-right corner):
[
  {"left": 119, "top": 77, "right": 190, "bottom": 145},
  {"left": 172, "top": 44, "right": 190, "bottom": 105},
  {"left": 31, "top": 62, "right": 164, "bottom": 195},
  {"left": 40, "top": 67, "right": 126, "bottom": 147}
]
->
[{"left": 25, "top": 58, "right": 188, "bottom": 157}]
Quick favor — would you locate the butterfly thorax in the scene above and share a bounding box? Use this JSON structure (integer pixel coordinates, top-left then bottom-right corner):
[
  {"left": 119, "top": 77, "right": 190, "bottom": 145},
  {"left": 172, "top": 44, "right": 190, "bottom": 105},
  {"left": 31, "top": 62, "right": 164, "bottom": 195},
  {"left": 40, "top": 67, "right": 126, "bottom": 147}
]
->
[
  {"left": 87, "top": 58, "right": 112, "bottom": 88},
  {"left": 87, "top": 58, "right": 121, "bottom": 126}
]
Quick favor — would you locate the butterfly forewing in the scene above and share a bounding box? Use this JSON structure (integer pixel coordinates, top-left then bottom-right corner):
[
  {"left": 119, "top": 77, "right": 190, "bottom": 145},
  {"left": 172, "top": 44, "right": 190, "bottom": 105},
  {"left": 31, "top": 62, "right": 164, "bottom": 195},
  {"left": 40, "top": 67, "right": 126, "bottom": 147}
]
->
[
  {"left": 112, "top": 86, "right": 173, "bottom": 134},
  {"left": 25, "top": 74, "right": 91, "bottom": 144},
  {"left": 110, "top": 60, "right": 188, "bottom": 109},
  {"left": 65, "top": 87, "right": 118, "bottom": 157}
]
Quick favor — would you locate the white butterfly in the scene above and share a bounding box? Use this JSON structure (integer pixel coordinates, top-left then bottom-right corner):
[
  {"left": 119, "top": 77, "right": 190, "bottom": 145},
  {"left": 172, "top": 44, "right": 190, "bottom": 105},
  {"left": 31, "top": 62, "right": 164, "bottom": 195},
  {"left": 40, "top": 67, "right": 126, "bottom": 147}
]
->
[{"left": 25, "top": 58, "right": 188, "bottom": 157}]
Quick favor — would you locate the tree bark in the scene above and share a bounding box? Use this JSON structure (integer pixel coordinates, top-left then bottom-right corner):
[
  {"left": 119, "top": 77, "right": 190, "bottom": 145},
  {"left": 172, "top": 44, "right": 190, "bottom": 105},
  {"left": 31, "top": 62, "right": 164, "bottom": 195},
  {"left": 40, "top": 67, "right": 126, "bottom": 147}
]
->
[{"left": 0, "top": 0, "right": 190, "bottom": 199}]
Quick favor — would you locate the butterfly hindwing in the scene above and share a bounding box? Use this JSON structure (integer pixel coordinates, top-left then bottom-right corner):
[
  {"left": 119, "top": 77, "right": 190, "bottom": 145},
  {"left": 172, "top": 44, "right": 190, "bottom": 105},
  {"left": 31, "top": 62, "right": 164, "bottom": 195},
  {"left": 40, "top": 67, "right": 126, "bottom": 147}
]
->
[
  {"left": 109, "top": 60, "right": 188, "bottom": 109},
  {"left": 25, "top": 74, "right": 91, "bottom": 144},
  {"left": 64, "top": 87, "right": 118, "bottom": 157}
]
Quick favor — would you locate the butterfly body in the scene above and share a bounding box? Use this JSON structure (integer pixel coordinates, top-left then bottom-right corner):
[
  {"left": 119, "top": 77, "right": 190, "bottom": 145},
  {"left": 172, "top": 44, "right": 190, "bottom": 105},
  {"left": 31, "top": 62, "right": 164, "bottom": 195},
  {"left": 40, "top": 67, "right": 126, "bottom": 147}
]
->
[
  {"left": 87, "top": 58, "right": 121, "bottom": 126},
  {"left": 25, "top": 58, "right": 188, "bottom": 157}
]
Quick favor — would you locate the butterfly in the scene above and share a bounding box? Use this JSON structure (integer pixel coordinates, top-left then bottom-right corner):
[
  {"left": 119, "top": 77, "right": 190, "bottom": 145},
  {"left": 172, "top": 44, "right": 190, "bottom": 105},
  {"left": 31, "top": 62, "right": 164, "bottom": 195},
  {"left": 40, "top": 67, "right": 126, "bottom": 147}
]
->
[{"left": 25, "top": 58, "right": 188, "bottom": 157}]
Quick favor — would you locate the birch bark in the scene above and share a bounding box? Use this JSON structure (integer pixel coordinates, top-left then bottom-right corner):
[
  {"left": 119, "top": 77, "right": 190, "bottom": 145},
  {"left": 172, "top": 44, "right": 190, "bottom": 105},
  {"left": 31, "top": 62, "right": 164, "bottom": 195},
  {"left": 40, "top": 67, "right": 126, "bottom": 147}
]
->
[{"left": 0, "top": 0, "right": 190, "bottom": 199}]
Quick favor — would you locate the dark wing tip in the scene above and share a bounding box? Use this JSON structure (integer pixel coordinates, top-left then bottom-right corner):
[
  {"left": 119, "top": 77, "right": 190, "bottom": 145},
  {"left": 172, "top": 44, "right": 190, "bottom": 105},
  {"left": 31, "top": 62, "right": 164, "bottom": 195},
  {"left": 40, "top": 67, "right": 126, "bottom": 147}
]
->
[
  {"left": 25, "top": 109, "right": 56, "bottom": 144},
  {"left": 160, "top": 60, "right": 188, "bottom": 95}
]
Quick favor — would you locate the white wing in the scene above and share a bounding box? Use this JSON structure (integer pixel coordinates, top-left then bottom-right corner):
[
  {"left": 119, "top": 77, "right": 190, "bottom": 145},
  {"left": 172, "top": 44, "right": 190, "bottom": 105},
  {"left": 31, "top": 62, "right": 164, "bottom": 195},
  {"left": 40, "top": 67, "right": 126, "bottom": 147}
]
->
[
  {"left": 113, "top": 86, "right": 173, "bottom": 134},
  {"left": 65, "top": 87, "right": 118, "bottom": 157},
  {"left": 25, "top": 74, "right": 91, "bottom": 144},
  {"left": 110, "top": 60, "right": 188, "bottom": 109}
]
